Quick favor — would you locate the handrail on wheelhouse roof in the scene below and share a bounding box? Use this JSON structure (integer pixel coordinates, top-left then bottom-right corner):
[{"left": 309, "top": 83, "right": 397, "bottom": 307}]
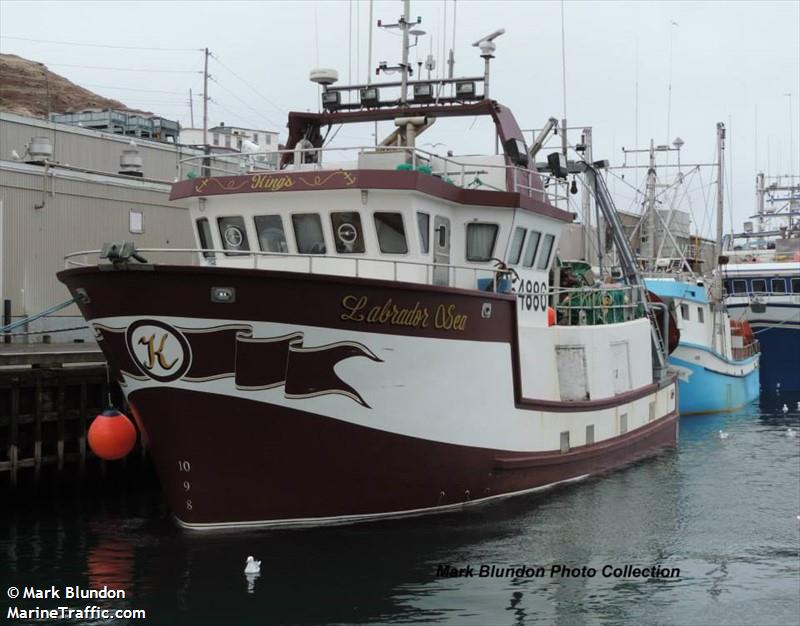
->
[{"left": 282, "top": 99, "right": 542, "bottom": 192}]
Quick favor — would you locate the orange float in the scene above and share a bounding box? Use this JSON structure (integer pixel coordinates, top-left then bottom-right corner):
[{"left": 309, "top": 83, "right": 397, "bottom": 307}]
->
[
  {"left": 547, "top": 306, "right": 556, "bottom": 326},
  {"left": 87, "top": 409, "right": 137, "bottom": 460}
]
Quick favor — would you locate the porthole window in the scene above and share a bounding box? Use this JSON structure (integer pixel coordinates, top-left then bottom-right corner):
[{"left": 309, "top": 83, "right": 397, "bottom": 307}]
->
[
  {"left": 292, "top": 214, "right": 327, "bottom": 254},
  {"left": 330, "top": 212, "right": 365, "bottom": 254},
  {"left": 374, "top": 212, "right": 408, "bottom": 254},
  {"left": 217, "top": 216, "right": 250, "bottom": 255}
]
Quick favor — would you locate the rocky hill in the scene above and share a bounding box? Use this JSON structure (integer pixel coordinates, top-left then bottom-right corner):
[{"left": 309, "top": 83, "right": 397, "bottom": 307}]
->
[{"left": 0, "top": 53, "right": 148, "bottom": 118}]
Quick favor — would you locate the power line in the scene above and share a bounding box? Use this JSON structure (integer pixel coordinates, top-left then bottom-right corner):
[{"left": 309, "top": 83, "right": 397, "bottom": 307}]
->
[
  {"left": 81, "top": 83, "right": 190, "bottom": 95},
  {"left": 46, "top": 63, "right": 202, "bottom": 73},
  {"left": 1, "top": 34, "right": 200, "bottom": 52},
  {"left": 210, "top": 53, "right": 286, "bottom": 117},
  {"left": 210, "top": 76, "right": 282, "bottom": 130}
]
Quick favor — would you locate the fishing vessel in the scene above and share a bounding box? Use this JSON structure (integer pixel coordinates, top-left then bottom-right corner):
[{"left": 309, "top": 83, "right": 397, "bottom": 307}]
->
[
  {"left": 57, "top": 8, "right": 677, "bottom": 529},
  {"left": 613, "top": 126, "right": 759, "bottom": 414},
  {"left": 723, "top": 174, "right": 800, "bottom": 391}
]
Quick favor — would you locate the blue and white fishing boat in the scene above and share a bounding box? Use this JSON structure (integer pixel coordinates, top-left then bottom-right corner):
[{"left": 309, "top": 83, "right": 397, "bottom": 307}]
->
[
  {"left": 723, "top": 173, "right": 800, "bottom": 392},
  {"left": 645, "top": 277, "right": 760, "bottom": 414}
]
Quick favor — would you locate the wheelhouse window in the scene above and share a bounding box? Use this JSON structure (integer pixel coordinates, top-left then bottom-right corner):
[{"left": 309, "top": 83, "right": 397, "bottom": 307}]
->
[
  {"left": 292, "top": 214, "right": 327, "bottom": 254},
  {"left": 537, "top": 233, "right": 556, "bottom": 270},
  {"left": 697, "top": 307, "right": 704, "bottom": 323},
  {"left": 792, "top": 277, "right": 800, "bottom": 293},
  {"left": 196, "top": 218, "right": 215, "bottom": 259},
  {"left": 466, "top": 223, "right": 499, "bottom": 262},
  {"left": 680, "top": 303, "right": 690, "bottom": 320},
  {"left": 751, "top": 279, "right": 767, "bottom": 293},
  {"left": 254, "top": 215, "right": 288, "bottom": 253},
  {"left": 417, "top": 212, "right": 430, "bottom": 254},
  {"left": 217, "top": 216, "right": 250, "bottom": 255},
  {"left": 330, "top": 212, "right": 365, "bottom": 254},
  {"left": 731, "top": 279, "right": 747, "bottom": 294},
  {"left": 374, "top": 212, "right": 408, "bottom": 254},
  {"left": 521, "top": 230, "right": 541, "bottom": 268},
  {"left": 771, "top": 278, "right": 786, "bottom": 293},
  {"left": 507, "top": 227, "right": 526, "bottom": 265}
]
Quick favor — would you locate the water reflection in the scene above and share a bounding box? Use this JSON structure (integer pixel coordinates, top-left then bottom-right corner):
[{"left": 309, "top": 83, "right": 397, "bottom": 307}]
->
[{"left": 1, "top": 395, "right": 798, "bottom": 625}]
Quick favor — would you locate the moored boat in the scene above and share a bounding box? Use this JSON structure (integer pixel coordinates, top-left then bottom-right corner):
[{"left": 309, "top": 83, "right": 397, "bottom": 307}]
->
[{"left": 57, "top": 11, "right": 677, "bottom": 530}]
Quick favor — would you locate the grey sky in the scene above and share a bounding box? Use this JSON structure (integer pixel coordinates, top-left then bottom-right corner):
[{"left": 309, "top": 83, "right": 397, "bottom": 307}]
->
[{"left": 1, "top": 0, "right": 798, "bottom": 236}]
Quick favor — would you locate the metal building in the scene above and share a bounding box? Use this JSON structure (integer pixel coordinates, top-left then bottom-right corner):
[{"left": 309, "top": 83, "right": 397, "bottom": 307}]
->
[{"left": 1, "top": 112, "right": 196, "bottom": 342}]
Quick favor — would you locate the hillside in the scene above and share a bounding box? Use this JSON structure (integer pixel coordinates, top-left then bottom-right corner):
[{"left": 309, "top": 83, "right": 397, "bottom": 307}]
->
[{"left": 0, "top": 53, "right": 149, "bottom": 118}]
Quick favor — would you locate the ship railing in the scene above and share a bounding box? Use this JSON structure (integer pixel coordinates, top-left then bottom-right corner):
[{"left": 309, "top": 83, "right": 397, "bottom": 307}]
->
[
  {"left": 176, "top": 145, "right": 568, "bottom": 205},
  {"left": 732, "top": 340, "right": 760, "bottom": 361},
  {"left": 550, "top": 285, "right": 648, "bottom": 326},
  {"left": 64, "top": 247, "right": 524, "bottom": 293}
]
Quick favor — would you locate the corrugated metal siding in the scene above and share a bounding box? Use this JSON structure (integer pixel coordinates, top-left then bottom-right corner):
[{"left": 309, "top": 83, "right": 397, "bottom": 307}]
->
[
  {"left": 1, "top": 167, "right": 193, "bottom": 317},
  {"left": 1, "top": 113, "right": 201, "bottom": 181}
]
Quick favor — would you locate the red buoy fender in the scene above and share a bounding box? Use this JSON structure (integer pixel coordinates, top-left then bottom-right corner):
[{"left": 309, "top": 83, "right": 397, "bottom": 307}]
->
[{"left": 88, "top": 409, "right": 137, "bottom": 460}]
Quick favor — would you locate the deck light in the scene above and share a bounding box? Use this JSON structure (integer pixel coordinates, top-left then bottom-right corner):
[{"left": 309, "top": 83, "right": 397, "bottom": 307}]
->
[
  {"left": 360, "top": 87, "right": 379, "bottom": 107},
  {"left": 413, "top": 83, "right": 433, "bottom": 102},
  {"left": 321, "top": 90, "right": 341, "bottom": 110},
  {"left": 456, "top": 81, "right": 476, "bottom": 98}
]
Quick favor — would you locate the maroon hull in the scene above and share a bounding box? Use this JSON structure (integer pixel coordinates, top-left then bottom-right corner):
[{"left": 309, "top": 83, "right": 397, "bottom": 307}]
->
[{"left": 130, "top": 387, "right": 677, "bottom": 527}]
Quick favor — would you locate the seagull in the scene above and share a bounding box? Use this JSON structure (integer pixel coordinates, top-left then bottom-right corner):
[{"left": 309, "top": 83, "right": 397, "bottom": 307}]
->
[
  {"left": 787, "top": 428, "right": 796, "bottom": 438},
  {"left": 244, "top": 556, "right": 261, "bottom": 574},
  {"left": 718, "top": 430, "right": 730, "bottom": 440},
  {"left": 782, "top": 404, "right": 789, "bottom": 413}
]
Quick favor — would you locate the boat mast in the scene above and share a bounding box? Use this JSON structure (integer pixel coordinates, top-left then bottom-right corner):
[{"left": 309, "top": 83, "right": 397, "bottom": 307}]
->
[
  {"left": 644, "top": 139, "right": 658, "bottom": 269},
  {"left": 400, "top": 0, "right": 410, "bottom": 105},
  {"left": 716, "top": 122, "right": 726, "bottom": 266},
  {"left": 713, "top": 122, "right": 727, "bottom": 355}
]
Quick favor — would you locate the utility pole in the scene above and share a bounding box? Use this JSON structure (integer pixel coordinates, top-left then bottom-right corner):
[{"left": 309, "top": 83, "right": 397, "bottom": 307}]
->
[
  {"left": 189, "top": 88, "right": 195, "bottom": 128},
  {"left": 203, "top": 47, "right": 210, "bottom": 145}
]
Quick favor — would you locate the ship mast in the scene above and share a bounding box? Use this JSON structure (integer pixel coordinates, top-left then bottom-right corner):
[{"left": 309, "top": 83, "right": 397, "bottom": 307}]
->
[{"left": 400, "top": 0, "right": 410, "bottom": 104}]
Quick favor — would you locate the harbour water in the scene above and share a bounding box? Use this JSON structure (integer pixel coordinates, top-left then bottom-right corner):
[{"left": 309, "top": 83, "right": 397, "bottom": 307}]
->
[{"left": 2, "top": 393, "right": 798, "bottom": 626}]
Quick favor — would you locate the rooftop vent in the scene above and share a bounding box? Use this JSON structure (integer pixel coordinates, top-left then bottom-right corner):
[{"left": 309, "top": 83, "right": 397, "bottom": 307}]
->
[
  {"left": 119, "top": 141, "right": 143, "bottom": 177},
  {"left": 26, "top": 136, "right": 53, "bottom": 164}
]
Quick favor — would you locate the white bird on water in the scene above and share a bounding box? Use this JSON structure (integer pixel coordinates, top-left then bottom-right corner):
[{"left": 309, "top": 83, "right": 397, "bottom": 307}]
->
[
  {"left": 718, "top": 430, "right": 730, "bottom": 440},
  {"left": 787, "top": 428, "right": 796, "bottom": 438},
  {"left": 244, "top": 556, "right": 261, "bottom": 574},
  {"left": 782, "top": 404, "right": 789, "bottom": 413}
]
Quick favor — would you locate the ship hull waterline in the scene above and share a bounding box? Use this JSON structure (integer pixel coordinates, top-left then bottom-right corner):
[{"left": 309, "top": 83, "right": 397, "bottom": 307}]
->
[{"left": 58, "top": 264, "right": 679, "bottom": 529}]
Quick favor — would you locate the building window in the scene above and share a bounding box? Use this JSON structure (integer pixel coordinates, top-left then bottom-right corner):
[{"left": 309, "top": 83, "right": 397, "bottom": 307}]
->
[
  {"left": 697, "top": 307, "right": 704, "bottom": 323},
  {"left": 196, "top": 218, "right": 215, "bottom": 259},
  {"left": 792, "top": 277, "right": 800, "bottom": 293},
  {"left": 374, "top": 212, "right": 408, "bottom": 254},
  {"left": 771, "top": 278, "right": 786, "bottom": 293},
  {"left": 508, "top": 227, "right": 526, "bottom": 265},
  {"left": 265, "top": 135, "right": 271, "bottom": 145},
  {"left": 537, "top": 233, "right": 555, "bottom": 270},
  {"left": 680, "top": 303, "right": 690, "bottom": 320},
  {"left": 292, "top": 214, "right": 326, "bottom": 254},
  {"left": 522, "top": 231, "right": 541, "bottom": 267},
  {"left": 213, "top": 133, "right": 219, "bottom": 146},
  {"left": 330, "top": 212, "right": 365, "bottom": 253},
  {"left": 731, "top": 279, "right": 747, "bottom": 294},
  {"left": 466, "top": 223, "right": 499, "bottom": 262},
  {"left": 129, "top": 209, "right": 143, "bottom": 234},
  {"left": 224, "top": 134, "right": 231, "bottom": 148},
  {"left": 217, "top": 216, "right": 250, "bottom": 255},
  {"left": 751, "top": 278, "right": 767, "bottom": 293},
  {"left": 252, "top": 133, "right": 258, "bottom": 144},
  {"left": 417, "top": 212, "right": 430, "bottom": 254},
  {"left": 254, "top": 215, "right": 288, "bottom": 253}
]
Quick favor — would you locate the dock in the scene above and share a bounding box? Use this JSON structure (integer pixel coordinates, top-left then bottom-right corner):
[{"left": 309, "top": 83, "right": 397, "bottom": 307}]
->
[{"left": 0, "top": 342, "right": 134, "bottom": 487}]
